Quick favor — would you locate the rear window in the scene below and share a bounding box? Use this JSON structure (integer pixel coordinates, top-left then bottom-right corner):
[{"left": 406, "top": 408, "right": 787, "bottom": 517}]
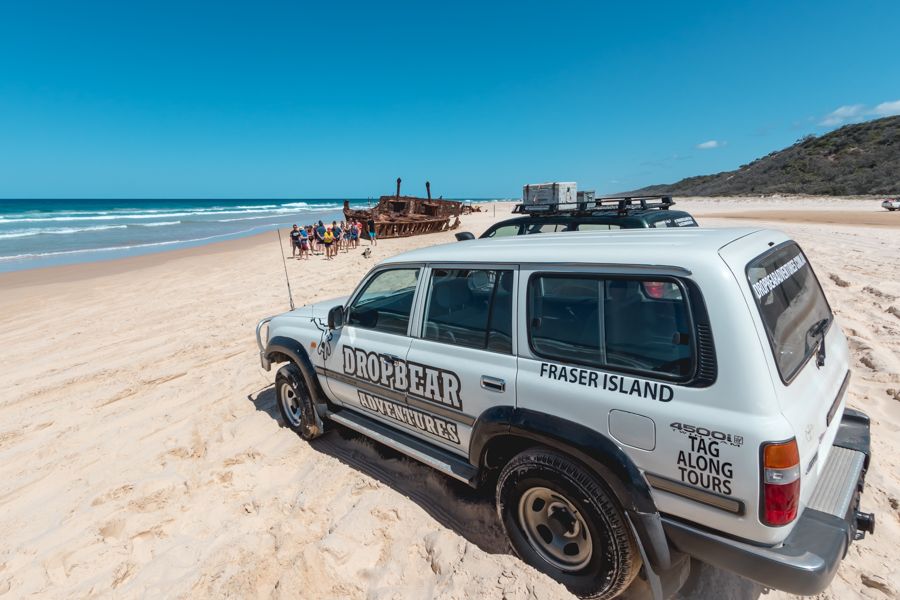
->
[
  {"left": 652, "top": 215, "right": 698, "bottom": 228},
  {"left": 527, "top": 274, "right": 694, "bottom": 379},
  {"left": 746, "top": 243, "right": 832, "bottom": 382}
]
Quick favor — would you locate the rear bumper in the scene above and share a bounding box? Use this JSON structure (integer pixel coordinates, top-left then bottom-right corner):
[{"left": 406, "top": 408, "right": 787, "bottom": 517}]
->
[{"left": 662, "top": 408, "right": 872, "bottom": 596}]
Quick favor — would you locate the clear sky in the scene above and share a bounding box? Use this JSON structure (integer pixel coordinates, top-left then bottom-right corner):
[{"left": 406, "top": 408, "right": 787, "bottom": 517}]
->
[{"left": 1, "top": 0, "right": 898, "bottom": 199}]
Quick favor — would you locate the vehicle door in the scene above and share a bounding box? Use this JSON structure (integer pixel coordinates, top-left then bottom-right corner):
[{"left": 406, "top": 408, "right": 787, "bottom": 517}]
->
[
  {"left": 323, "top": 265, "right": 422, "bottom": 415},
  {"left": 404, "top": 265, "right": 518, "bottom": 457}
]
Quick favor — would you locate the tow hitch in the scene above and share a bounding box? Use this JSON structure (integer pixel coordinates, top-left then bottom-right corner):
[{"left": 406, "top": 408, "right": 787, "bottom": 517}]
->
[{"left": 855, "top": 511, "right": 875, "bottom": 539}]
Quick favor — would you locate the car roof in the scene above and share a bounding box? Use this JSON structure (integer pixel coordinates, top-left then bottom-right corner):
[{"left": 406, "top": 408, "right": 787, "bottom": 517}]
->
[{"left": 381, "top": 227, "right": 773, "bottom": 268}]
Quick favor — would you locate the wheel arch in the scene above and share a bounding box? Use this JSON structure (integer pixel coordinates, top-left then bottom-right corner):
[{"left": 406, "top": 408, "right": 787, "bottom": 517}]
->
[
  {"left": 265, "top": 336, "right": 329, "bottom": 406},
  {"left": 470, "top": 406, "right": 674, "bottom": 574}
]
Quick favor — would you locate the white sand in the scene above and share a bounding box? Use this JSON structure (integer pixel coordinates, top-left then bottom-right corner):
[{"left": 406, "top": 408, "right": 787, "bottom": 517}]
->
[{"left": 0, "top": 197, "right": 897, "bottom": 599}]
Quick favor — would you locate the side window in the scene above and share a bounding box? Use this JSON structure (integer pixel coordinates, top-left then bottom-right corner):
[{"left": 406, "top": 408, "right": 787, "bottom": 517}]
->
[
  {"left": 523, "top": 222, "right": 564, "bottom": 235},
  {"left": 423, "top": 268, "right": 513, "bottom": 353},
  {"left": 486, "top": 224, "right": 520, "bottom": 238},
  {"left": 347, "top": 268, "right": 420, "bottom": 335},
  {"left": 577, "top": 223, "right": 622, "bottom": 231},
  {"left": 528, "top": 274, "right": 694, "bottom": 379}
]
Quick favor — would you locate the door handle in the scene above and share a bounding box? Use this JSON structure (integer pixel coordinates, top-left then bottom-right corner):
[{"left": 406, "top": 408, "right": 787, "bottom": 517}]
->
[
  {"left": 381, "top": 354, "right": 401, "bottom": 364},
  {"left": 481, "top": 376, "right": 506, "bottom": 392}
]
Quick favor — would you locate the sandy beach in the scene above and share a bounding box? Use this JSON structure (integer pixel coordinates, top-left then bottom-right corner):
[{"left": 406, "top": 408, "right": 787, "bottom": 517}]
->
[{"left": 1, "top": 197, "right": 898, "bottom": 599}]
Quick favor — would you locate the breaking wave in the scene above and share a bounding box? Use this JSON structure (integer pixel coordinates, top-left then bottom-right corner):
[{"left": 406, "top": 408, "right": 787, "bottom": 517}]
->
[{"left": 0, "top": 224, "right": 128, "bottom": 240}]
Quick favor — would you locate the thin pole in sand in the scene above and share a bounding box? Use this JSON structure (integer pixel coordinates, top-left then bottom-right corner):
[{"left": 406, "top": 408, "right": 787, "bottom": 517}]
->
[{"left": 276, "top": 228, "right": 295, "bottom": 310}]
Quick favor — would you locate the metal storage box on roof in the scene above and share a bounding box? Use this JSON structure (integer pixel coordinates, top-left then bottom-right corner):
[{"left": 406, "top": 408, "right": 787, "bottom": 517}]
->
[
  {"left": 577, "top": 190, "right": 595, "bottom": 210},
  {"left": 523, "top": 182, "right": 577, "bottom": 208}
]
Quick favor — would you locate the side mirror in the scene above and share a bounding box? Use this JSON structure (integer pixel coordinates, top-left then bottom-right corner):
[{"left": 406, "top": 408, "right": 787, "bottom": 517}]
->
[
  {"left": 327, "top": 305, "right": 345, "bottom": 329},
  {"left": 455, "top": 231, "right": 476, "bottom": 241}
]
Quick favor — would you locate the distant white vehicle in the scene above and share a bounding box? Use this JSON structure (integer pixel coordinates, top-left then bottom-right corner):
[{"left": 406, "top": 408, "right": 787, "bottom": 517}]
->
[
  {"left": 881, "top": 198, "right": 900, "bottom": 211},
  {"left": 257, "top": 228, "right": 874, "bottom": 599}
]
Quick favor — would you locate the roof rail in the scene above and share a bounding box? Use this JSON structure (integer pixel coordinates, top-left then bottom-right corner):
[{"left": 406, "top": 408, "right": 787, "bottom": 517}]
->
[{"left": 512, "top": 195, "right": 675, "bottom": 216}]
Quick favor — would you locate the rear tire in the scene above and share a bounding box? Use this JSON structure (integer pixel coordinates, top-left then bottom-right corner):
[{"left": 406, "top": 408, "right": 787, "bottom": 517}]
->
[
  {"left": 496, "top": 448, "right": 640, "bottom": 599},
  {"left": 275, "top": 364, "right": 324, "bottom": 440}
]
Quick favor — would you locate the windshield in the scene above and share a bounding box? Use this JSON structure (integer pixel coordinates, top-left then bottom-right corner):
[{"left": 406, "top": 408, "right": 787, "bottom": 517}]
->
[{"left": 746, "top": 243, "right": 832, "bottom": 382}]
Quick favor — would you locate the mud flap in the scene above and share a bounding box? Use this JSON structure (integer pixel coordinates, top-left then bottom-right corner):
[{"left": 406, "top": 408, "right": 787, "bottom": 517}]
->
[
  {"left": 621, "top": 514, "right": 690, "bottom": 600},
  {"left": 300, "top": 390, "right": 325, "bottom": 438}
]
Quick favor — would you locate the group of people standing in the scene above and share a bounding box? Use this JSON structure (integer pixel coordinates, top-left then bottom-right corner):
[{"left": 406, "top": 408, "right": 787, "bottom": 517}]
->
[{"left": 289, "top": 218, "right": 377, "bottom": 260}]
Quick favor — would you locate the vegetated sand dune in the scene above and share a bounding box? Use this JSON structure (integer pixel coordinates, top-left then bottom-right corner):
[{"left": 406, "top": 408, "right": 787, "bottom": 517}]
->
[{"left": 0, "top": 197, "right": 897, "bottom": 599}]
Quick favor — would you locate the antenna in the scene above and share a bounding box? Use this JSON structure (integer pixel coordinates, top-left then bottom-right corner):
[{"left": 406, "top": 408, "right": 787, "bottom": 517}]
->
[{"left": 276, "top": 228, "right": 295, "bottom": 310}]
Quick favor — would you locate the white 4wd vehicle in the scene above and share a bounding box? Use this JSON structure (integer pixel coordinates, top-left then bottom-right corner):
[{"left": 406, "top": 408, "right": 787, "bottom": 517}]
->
[
  {"left": 882, "top": 198, "right": 900, "bottom": 211},
  {"left": 256, "top": 228, "right": 873, "bottom": 599}
]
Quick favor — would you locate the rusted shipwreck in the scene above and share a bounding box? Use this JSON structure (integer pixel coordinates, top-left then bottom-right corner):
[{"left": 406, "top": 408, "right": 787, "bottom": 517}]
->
[{"left": 343, "top": 178, "right": 462, "bottom": 238}]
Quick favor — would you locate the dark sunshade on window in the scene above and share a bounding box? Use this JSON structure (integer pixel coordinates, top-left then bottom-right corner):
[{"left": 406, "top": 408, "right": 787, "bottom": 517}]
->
[{"left": 528, "top": 274, "right": 694, "bottom": 379}]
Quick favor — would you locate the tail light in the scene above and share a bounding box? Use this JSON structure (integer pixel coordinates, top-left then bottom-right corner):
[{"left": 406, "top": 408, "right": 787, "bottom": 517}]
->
[{"left": 761, "top": 439, "right": 801, "bottom": 526}]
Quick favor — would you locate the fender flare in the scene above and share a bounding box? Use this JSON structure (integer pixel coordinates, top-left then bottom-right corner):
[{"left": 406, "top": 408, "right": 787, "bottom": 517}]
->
[
  {"left": 470, "top": 406, "right": 673, "bottom": 572},
  {"left": 265, "top": 336, "right": 329, "bottom": 406}
]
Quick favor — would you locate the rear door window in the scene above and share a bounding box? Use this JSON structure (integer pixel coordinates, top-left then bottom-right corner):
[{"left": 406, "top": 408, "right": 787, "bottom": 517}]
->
[
  {"left": 423, "top": 268, "right": 514, "bottom": 353},
  {"left": 527, "top": 274, "right": 694, "bottom": 379},
  {"left": 746, "top": 243, "right": 832, "bottom": 382}
]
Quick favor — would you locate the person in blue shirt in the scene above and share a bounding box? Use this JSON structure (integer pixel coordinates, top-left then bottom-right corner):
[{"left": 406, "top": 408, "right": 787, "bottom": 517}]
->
[
  {"left": 332, "top": 221, "right": 342, "bottom": 253},
  {"left": 315, "top": 221, "right": 326, "bottom": 255},
  {"left": 298, "top": 226, "right": 310, "bottom": 259},
  {"left": 349, "top": 221, "right": 359, "bottom": 248}
]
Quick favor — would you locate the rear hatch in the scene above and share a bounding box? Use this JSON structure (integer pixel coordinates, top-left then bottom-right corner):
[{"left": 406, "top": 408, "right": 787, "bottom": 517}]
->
[{"left": 720, "top": 233, "right": 850, "bottom": 511}]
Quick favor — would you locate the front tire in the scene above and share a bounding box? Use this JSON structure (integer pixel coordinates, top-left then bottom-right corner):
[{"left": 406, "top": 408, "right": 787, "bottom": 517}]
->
[
  {"left": 496, "top": 448, "right": 640, "bottom": 599},
  {"left": 275, "top": 364, "right": 324, "bottom": 440}
]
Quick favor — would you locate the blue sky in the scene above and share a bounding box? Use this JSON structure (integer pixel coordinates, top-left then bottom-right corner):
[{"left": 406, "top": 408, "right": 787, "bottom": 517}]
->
[{"left": 1, "top": 1, "right": 898, "bottom": 199}]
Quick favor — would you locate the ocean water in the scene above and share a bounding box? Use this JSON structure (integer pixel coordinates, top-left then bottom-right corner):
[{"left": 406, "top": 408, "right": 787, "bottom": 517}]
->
[{"left": 0, "top": 198, "right": 372, "bottom": 272}]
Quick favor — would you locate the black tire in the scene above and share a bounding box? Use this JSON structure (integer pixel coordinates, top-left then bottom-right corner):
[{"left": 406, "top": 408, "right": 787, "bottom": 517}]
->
[
  {"left": 275, "top": 363, "right": 324, "bottom": 440},
  {"left": 496, "top": 448, "right": 640, "bottom": 599}
]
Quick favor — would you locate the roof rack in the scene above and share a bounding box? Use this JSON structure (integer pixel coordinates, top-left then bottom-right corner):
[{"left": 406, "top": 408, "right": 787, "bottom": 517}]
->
[{"left": 512, "top": 195, "right": 675, "bottom": 216}]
